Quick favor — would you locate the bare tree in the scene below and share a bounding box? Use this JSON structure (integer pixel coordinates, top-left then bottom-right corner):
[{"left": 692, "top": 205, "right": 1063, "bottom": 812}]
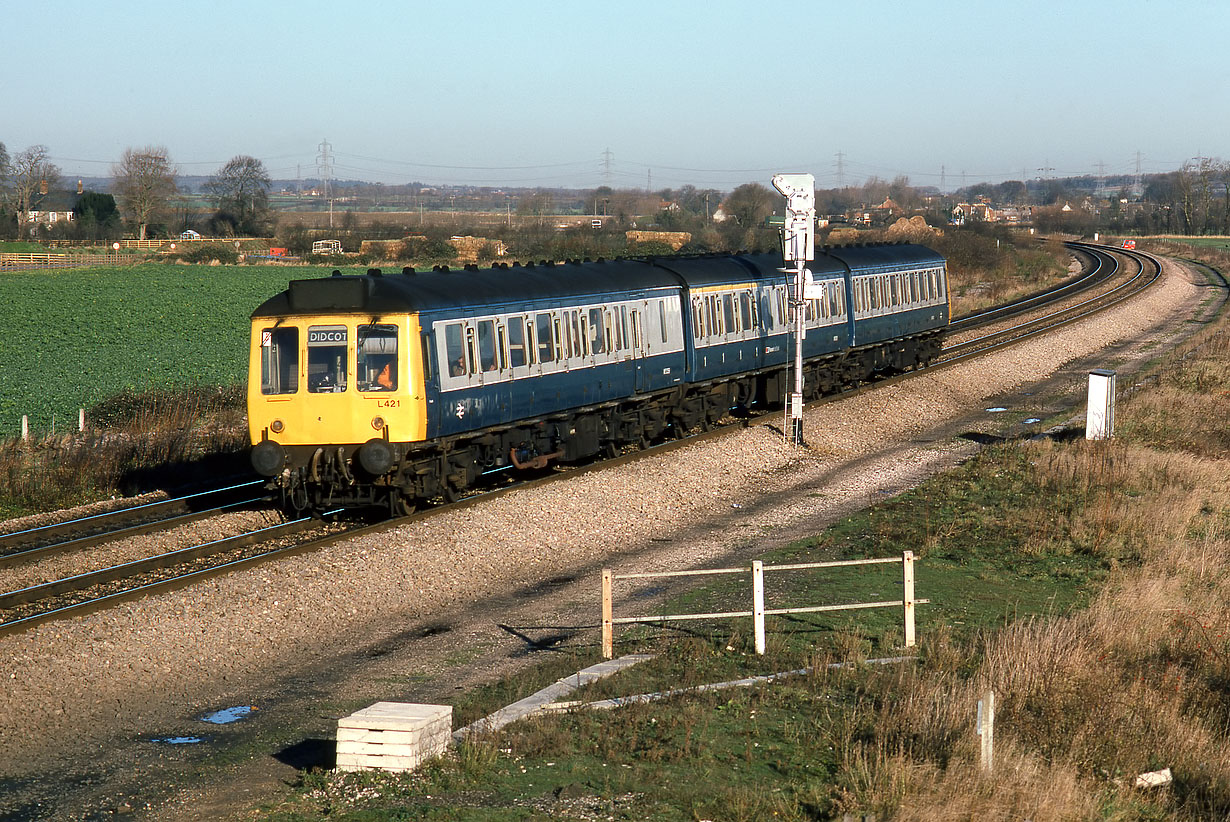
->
[
  {"left": 203, "top": 155, "right": 272, "bottom": 236},
  {"left": 721, "top": 183, "right": 777, "bottom": 227},
  {"left": 112, "top": 146, "right": 178, "bottom": 240},
  {"left": 10, "top": 145, "right": 60, "bottom": 240}
]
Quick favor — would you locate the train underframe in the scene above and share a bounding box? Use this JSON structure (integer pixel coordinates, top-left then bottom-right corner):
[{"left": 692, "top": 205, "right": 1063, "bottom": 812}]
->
[{"left": 262, "top": 329, "right": 945, "bottom": 516}]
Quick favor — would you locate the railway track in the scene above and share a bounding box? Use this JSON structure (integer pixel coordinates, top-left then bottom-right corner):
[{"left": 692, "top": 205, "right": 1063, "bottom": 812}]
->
[
  {"left": 0, "top": 243, "right": 1161, "bottom": 637},
  {"left": 0, "top": 479, "right": 269, "bottom": 568},
  {"left": 939, "top": 242, "right": 1161, "bottom": 363}
]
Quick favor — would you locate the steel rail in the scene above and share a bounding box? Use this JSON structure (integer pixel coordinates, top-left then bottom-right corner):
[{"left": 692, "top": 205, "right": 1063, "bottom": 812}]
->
[{"left": 0, "top": 479, "right": 267, "bottom": 558}]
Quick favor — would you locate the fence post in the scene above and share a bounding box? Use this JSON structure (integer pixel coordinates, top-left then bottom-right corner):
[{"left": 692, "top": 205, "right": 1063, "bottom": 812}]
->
[
  {"left": 21, "top": 415, "right": 29, "bottom": 442},
  {"left": 79, "top": 408, "right": 85, "bottom": 432},
  {"left": 977, "top": 689, "right": 995, "bottom": 772},
  {"left": 752, "top": 560, "right": 765, "bottom": 655},
  {"left": 902, "top": 550, "right": 916, "bottom": 648},
  {"left": 601, "top": 569, "right": 613, "bottom": 659}
]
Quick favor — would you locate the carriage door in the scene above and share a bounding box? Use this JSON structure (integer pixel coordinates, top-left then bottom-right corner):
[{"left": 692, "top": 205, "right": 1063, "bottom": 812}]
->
[{"left": 631, "top": 302, "right": 649, "bottom": 393}]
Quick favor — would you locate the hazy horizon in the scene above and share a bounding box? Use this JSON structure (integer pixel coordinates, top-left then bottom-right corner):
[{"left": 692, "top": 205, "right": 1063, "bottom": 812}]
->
[{"left": 8, "top": 0, "right": 1227, "bottom": 192}]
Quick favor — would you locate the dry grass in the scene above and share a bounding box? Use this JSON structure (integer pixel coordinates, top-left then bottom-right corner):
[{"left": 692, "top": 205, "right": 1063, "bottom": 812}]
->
[
  {"left": 821, "top": 309, "right": 1230, "bottom": 820},
  {"left": 0, "top": 386, "right": 248, "bottom": 517}
]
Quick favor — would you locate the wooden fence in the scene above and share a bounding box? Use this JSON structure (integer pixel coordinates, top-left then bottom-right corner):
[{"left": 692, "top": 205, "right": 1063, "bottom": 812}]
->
[
  {"left": 0, "top": 253, "right": 129, "bottom": 271},
  {"left": 601, "top": 552, "right": 926, "bottom": 658}
]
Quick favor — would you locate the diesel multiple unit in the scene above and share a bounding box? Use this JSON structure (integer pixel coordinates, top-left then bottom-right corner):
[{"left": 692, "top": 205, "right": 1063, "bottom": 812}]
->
[{"left": 248, "top": 243, "right": 948, "bottom": 514}]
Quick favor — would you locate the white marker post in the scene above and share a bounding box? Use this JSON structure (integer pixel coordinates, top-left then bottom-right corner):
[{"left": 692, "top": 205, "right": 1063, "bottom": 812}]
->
[
  {"left": 1086, "top": 369, "right": 1116, "bottom": 440},
  {"left": 771, "top": 173, "right": 816, "bottom": 447}
]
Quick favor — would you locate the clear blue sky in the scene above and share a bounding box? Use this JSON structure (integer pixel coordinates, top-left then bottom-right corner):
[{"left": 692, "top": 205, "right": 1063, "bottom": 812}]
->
[{"left": 5, "top": 0, "right": 1227, "bottom": 191}]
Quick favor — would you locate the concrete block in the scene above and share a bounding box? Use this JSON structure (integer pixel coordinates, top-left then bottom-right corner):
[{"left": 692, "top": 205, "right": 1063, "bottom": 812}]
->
[{"left": 336, "top": 702, "right": 451, "bottom": 773}]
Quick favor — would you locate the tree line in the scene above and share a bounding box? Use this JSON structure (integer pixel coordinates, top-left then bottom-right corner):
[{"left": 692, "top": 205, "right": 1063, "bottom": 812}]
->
[{"left": 3, "top": 140, "right": 1229, "bottom": 246}]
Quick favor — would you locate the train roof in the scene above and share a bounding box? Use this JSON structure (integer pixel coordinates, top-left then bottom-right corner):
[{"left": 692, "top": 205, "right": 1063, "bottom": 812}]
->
[
  {"left": 250, "top": 244, "right": 944, "bottom": 319},
  {"left": 250, "top": 258, "right": 677, "bottom": 318}
]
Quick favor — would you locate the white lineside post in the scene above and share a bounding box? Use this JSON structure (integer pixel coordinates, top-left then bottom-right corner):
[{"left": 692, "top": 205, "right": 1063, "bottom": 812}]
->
[
  {"left": 79, "top": 408, "right": 85, "bottom": 432},
  {"left": 21, "top": 415, "right": 29, "bottom": 441},
  {"left": 601, "top": 569, "right": 614, "bottom": 659},
  {"left": 902, "top": 551, "right": 916, "bottom": 648},
  {"left": 977, "top": 689, "right": 995, "bottom": 772},
  {"left": 771, "top": 173, "right": 815, "bottom": 447},
  {"left": 1086, "top": 369, "right": 1116, "bottom": 440},
  {"left": 752, "top": 560, "right": 766, "bottom": 655}
]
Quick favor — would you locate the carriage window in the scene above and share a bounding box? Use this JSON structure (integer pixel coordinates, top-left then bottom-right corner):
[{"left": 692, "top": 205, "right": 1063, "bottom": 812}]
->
[
  {"left": 444, "top": 322, "right": 467, "bottom": 376},
  {"left": 616, "top": 305, "right": 628, "bottom": 350},
  {"left": 421, "top": 333, "right": 433, "bottom": 380},
  {"left": 477, "top": 320, "right": 498, "bottom": 372},
  {"left": 307, "top": 324, "right": 347, "bottom": 393},
  {"left": 260, "top": 327, "right": 299, "bottom": 395},
  {"left": 588, "top": 308, "right": 606, "bottom": 355},
  {"left": 739, "top": 293, "right": 753, "bottom": 331},
  {"left": 535, "top": 313, "right": 555, "bottom": 363},
  {"left": 507, "top": 319, "right": 527, "bottom": 368},
  {"left": 722, "top": 294, "right": 736, "bottom": 334},
  {"left": 358, "top": 324, "right": 397, "bottom": 391},
  {"left": 829, "top": 286, "right": 842, "bottom": 317},
  {"left": 563, "top": 310, "right": 582, "bottom": 358},
  {"left": 659, "top": 300, "right": 669, "bottom": 343}
]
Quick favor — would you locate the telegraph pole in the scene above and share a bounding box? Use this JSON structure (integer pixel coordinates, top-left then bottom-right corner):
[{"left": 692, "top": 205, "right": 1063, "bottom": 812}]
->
[{"left": 771, "top": 173, "right": 815, "bottom": 447}]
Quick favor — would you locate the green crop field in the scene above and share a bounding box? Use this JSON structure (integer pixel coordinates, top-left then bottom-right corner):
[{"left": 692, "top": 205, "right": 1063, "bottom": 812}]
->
[{"left": 0, "top": 262, "right": 334, "bottom": 438}]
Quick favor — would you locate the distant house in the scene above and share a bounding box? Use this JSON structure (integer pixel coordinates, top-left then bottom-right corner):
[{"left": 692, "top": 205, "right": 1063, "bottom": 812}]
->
[{"left": 25, "top": 191, "right": 81, "bottom": 227}]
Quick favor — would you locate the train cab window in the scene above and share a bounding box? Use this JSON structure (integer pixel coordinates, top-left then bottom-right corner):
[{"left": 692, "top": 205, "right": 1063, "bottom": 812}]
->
[
  {"left": 444, "top": 323, "right": 468, "bottom": 376},
  {"left": 477, "top": 320, "right": 498, "bottom": 371},
  {"left": 535, "top": 313, "right": 555, "bottom": 363},
  {"left": 260, "top": 327, "right": 299, "bottom": 395},
  {"left": 357, "top": 324, "right": 398, "bottom": 391},
  {"left": 507, "top": 319, "right": 528, "bottom": 368},
  {"left": 588, "top": 308, "right": 605, "bottom": 355},
  {"left": 307, "top": 324, "right": 348, "bottom": 393}
]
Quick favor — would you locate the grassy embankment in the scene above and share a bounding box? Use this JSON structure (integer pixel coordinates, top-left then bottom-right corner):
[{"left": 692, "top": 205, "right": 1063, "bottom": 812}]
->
[
  {"left": 0, "top": 262, "right": 320, "bottom": 517},
  {"left": 0, "top": 233, "right": 1068, "bottom": 519},
  {"left": 251, "top": 247, "right": 1229, "bottom": 820}
]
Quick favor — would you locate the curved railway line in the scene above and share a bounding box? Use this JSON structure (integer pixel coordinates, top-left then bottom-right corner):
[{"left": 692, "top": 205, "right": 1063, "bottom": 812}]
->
[{"left": 0, "top": 242, "right": 1163, "bottom": 637}]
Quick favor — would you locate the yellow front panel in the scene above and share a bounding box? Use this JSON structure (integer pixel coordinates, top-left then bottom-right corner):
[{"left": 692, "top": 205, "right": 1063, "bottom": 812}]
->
[{"left": 247, "top": 313, "right": 427, "bottom": 447}]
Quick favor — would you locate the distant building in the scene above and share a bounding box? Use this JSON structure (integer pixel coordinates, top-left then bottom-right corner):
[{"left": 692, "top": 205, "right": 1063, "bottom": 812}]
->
[{"left": 25, "top": 190, "right": 81, "bottom": 227}]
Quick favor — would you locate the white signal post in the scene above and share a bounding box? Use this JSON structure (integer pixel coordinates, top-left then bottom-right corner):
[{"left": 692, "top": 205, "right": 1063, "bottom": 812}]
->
[{"left": 771, "top": 173, "right": 816, "bottom": 447}]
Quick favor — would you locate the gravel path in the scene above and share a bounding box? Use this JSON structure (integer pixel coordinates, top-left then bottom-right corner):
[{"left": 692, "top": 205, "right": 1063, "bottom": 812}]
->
[{"left": 0, "top": 255, "right": 1217, "bottom": 820}]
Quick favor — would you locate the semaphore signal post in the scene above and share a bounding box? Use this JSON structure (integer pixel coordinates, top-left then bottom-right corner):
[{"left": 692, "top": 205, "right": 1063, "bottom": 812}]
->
[{"left": 771, "top": 173, "right": 816, "bottom": 447}]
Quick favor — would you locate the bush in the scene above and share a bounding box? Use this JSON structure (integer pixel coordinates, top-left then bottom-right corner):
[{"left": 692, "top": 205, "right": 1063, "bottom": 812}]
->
[{"left": 178, "top": 243, "right": 239, "bottom": 264}]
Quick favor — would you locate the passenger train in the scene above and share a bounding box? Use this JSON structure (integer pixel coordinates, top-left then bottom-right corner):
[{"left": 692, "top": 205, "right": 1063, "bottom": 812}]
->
[{"left": 247, "top": 243, "right": 948, "bottom": 515}]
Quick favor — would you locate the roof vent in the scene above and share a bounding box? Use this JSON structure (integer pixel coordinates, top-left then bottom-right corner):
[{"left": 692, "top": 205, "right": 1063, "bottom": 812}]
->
[
  {"left": 401, "top": 266, "right": 415, "bottom": 275},
  {"left": 331, "top": 270, "right": 343, "bottom": 277},
  {"left": 367, "top": 268, "right": 383, "bottom": 277}
]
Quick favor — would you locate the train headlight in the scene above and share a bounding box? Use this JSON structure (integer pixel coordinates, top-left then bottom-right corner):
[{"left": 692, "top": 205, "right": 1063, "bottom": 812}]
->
[
  {"left": 270, "top": 419, "right": 285, "bottom": 433},
  {"left": 251, "top": 440, "right": 287, "bottom": 477},
  {"left": 371, "top": 416, "right": 385, "bottom": 431},
  {"left": 358, "top": 438, "right": 396, "bottom": 476}
]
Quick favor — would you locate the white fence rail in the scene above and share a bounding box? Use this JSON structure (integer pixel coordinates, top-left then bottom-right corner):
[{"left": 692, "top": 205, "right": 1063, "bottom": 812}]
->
[{"left": 601, "top": 552, "right": 926, "bottom": 658}]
